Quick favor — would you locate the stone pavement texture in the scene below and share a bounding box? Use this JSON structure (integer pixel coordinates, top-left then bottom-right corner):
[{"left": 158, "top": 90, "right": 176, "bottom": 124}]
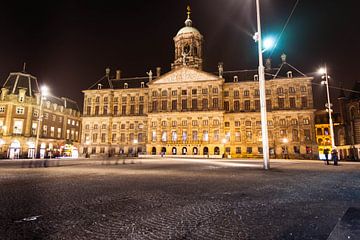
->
[{"left": 0, "top": 158, "right": 359, "bottom": 240}]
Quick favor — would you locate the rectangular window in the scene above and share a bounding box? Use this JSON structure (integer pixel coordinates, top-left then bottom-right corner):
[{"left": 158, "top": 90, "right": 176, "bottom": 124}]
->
[
  {"left": 103, "top": 105, "right": 108, "bottom": 115},
  {"left": 171, "top": 90, "right": 177, "bottom": 96},
  {"left": 182, "top": 90, "right": 187, "bottom": 95},
  {"left": 152, "top": 101, "right": 158, "bottom": 112},
  {"left": 202, "top": 88, "right": 208, "bottom": 94},
  {"left": 86, "top": 106, "right": 91, "bottom": 115},
  {"left": 0, "top": 106, "right": 5, "bottom": 113},
  {"left": 255, "top": 100, "right": 260, "bottom": 111},
  {"left": 31, "top": 122, "right": 37, "bottom": 135},
  {"left": 203, "top": 120, "right": 208, "bottom": 126},
  {"left": 246, "top": 147, "right": 252, "bottom": 154},
  {"left": 278, "top": 98, "right": 285, "bottom": 109},
  {"left": 192, "top": 131, "right": 198, "bottom": 141},
  {"left": 290, "top": 97, "right": 296, "bottom": 108},
  {"left": 214, "top": 130, "right": 219, "bottom": 141},
  {"left": 266, "top": 99, "right": 272, "bottom": 111},
  {"left": 202, "top": 99, "right": 208, "bottom": 109},
  {"left": 112, "top": 134, "right": 116, "bottom": 142},
  {"left": 192, "top": 89, "right": 197, "bottom": 95},
  {"left": 152, "top": 131, "right": 157, "bottom": 141},
  {"left": 244, "top": 100, "right": 250, "bottom": 111},
  {"left": 224, "top": 101, "right": 229, "bottom": 111},
  {"left": 66, "top": 129, "right": 70, "bottom": 139},
  {"left": 114, "top": 106, "right": 118, "bottom": 115},
  {"left": 301, "top": 97, "right": 308, "bottom": 108},
  {"left": 122, "top": 105, "right": 127, "bottom": 115},
  {"left": 101, "top": 133, "right": 106, "bottom": 143},
  {"left": 43, "top": 125, "right": 48, "bottom": 136},
  {"left": 192, "top": 99, "right": 197, "bottom": 110},
  {"left": 235, "top": 121, "right": 240, "bottom": 127},
  {"left": 203, "top": 131, "right": 209, "bottom": 141},
  {"left": 212, "top": 98, "right": 218, "bottom": 109},
  {"left": 13, "top": 120, "right": 24, "bottom": 134},
  {"left": 139, "top": 105, "right": 144, "bottom": 115},
  {"left": 57, "top": 128, "right": 61, "bottom": 138},
  {"left": 182, "top": 99, "right": 187, "bottom": 110},
  {"left": 95, "top": 106, "right": 99, "bottom": 115},
  {"left": 120, "top": 133, "right": 125, "bottom": 142},
  {"left": 130, "top": 105, "right": 135, "bottom": 114},
  {"left": 304, "top": 129, "right": 311, "bottom": 141},
  {"left": 236, "top": 147, "right": 241, "bottom": 154},
  {"left": 172, "top": 100, "right": 177, "bottom": 110},
  {"left": 234, "top": 101, "right": 240, "bottom": 111},
  {"left": 50, "top": 127, "right": 55, "bottom": 137},
  {"left": 161, "top": 100, "right": 167, "bottom": 111}
]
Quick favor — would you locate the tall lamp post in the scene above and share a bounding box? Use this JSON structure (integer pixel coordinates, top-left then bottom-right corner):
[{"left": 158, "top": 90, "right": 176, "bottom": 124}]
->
[
  {"left": 318, "top": 67, "right": 336, "bottom": 150},
  {"left": 255, "top": 0, "right": 270, "bottom": 169},
  {"left": 34, "top": 86, "right": 49, "bottom": 158}
]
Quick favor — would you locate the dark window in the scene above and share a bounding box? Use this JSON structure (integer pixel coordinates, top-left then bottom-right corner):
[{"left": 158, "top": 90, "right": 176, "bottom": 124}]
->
[
  {"left": 122, "top": 105, "right": 126, "bottom": 115},
  {"left": 213, "top": 98, "right": 219, "bottom": 109},
  {"left": 192, "top": 89, "right": 197, "bottom": 95},
  {"left": 244, "top": 100, "right": 250, "bottom": 111},
  {"left": 161, "top": 100, "right": 167, "bottom": 111},
  {"left": 192, "top": 99, "right": 197, "bottom": 110},
  {"left": 113, "top": 106, "right": 118, "bottom": 115},
  {"left": 224, "top": 91, "right": 229, "bottom": 97},
  {"left": 130, "top": 105, "right": 135, "bottom": 114},
  {"left": 86, "top": 106, "right": 91, "bottom": 115},
  {"left": 152, "top": 101, "right": 158, "bottom": 112},
  {"left": 266, "top": 99, "right": 272, "bottom": 110},
  {"left": 278, "top": 98, "right": 284, "bottom": 109},
  {"left": 139, "top": 105, "right": 144, "bottom": 115},
  {"left": 95, "top": 106, "right": 99, "bottom": 115},
  {"left": 301, "top": 97, "right": 308, "bottom": 108},
  {"left": 182, "top": 90, "right": 187, "bottom": 95},
  {"left": 224, "top": 101, "right": 229, "bottom": 111},
  {"left": 103, "top": 105, "right": 108, "bottom": 115},
  {"left": 172, "top": 100, "right": 177, "bottom": 110},
  {"left": 246, "top": 147, "right": 252, "bottom": 154},
  {"left": 234, "top": 100, "right": 240, "bottom": 111},
  {"left": 182, "top": 99, "right": 187, "bottom": 110},
  {"left": 236, "top": 147, "right": 241, "bottom": 154},
  {"left": 290, "top": 97, "right": 296, "bottom": 108},
  {"left": 255, "top": 100, "right": 260, "bottom": 110},
  {"left": 202, "top": 99, "right": 208, "bottom": 109}
]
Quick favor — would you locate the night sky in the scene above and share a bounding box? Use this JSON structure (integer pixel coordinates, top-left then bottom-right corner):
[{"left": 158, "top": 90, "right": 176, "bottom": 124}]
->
[{"left": 0, "top": 1, "right": 358, "bottom": 111}]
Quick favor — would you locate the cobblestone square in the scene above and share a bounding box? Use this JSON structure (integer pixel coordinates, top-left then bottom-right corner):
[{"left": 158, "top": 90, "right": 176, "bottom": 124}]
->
[{"left": 0, "top": 158, "right": 359, "bottom": 239}]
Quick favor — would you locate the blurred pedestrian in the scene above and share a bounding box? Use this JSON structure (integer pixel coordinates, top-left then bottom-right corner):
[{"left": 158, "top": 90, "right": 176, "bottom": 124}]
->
[
  {"left": 332, "top": 148, "right": 338, "bottom": 166},
  {"left": 324, "top": 148, "right": 330, "bottom": 165}
]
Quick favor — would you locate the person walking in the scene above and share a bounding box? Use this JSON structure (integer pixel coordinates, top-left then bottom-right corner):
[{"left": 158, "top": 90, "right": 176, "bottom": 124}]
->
[
  {"left": 332, "top": 148, "right": 338, "bottom": 166},
  {"left": 324, "top": 148, "right": 330, "bottom": 165}
]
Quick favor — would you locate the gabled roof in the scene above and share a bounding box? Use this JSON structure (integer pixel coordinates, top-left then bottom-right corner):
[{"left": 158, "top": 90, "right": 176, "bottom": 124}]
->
[
  {"left": 150, "top": 66, "right": 219, "bottom": 85},
  {"left": 87, "top": 74, "right": 113, "bottom": 90}
]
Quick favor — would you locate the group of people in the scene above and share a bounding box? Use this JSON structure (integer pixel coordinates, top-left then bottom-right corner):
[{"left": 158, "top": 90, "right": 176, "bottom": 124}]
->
[{"left": 323, "top": 148, "right": 338, "bottom": 165}]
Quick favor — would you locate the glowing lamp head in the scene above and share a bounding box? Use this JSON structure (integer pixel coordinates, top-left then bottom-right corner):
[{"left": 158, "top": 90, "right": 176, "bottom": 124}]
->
[
  {"left": 282, "top": 138, "right": 289, "bottom": 144},
  {"left": 133, "top": 139, "right": 138, "bottom": 144},
  {"left": 263, "top": 36, "right": 275, "bottom": 50},
  {"left": 40, "top": 85, "right": 49, "bottom": 96},
  {"left": 318, "top": 67, "right": 327, "bottom": 75}
]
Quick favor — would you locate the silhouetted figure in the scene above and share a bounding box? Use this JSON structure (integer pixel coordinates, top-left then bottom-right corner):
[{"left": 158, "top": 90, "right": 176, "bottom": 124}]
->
[
  {"left": 332, "top": 148, "right": 338, "bottom": 166},
  {"left": 324, "top": 148, "right": 330, "bottom": 165}
]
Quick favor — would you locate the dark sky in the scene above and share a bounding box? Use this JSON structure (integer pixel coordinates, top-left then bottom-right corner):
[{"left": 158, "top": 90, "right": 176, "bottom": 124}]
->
[{"left": 0, "top": 0, "right": 358, "bottom": 111}]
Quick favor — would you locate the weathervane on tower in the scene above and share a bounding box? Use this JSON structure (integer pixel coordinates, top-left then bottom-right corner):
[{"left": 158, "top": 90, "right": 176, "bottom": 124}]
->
[{"left": 187, "top": 5, "right": 191, "bottom": 19}]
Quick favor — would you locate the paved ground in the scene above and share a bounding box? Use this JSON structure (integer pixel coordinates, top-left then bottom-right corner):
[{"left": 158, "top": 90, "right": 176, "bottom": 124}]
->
[{"left": 0, "top": 158, "right": 359, "bottom": 240}]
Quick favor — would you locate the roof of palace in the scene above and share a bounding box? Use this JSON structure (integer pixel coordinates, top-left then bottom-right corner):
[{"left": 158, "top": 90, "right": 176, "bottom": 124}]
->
[{"left": 2, "top": 72, "right": 39, "bottom": 97}]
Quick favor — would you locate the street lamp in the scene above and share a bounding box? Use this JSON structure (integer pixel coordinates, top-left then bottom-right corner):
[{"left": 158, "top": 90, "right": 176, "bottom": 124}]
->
[
  {"left": 318, "top": 66, "right": 336, "bottom": 150},
  {"left": 255, "top": 0, "right": 270, "bottom": 169},
  {"left": 34, "top": 85, "right": 49, "bottom": 159}
]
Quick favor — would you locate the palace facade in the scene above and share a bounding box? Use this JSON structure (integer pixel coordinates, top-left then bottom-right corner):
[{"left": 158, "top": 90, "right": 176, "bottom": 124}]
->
[
  {"left": 80, "top": 9, "right": 317, "bottom": 159},
  {"left": 0, "top": 70, "right": 81, "bottom": 159}
]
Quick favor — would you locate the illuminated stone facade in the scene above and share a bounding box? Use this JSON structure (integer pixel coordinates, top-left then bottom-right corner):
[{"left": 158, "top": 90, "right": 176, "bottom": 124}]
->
[
  {"left": 80, "top": 10, "right": 317, "bottom": 159},
  {"left": 0, "top": 71, "right": 81, "bottom": 158}
]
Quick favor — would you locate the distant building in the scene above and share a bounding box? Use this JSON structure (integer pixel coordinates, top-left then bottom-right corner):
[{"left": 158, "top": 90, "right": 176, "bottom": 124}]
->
[
  {"left": 80, "top": 8, "right": 317, "bottom": 159},
  {"left": 314, "top": 110, "right": 341, "bottom": 159},
  {"left": 336, "top": 82, "right": 360, "bottom": 160},
  {"left": 0, "top": 70, "right": 81, "bottom": 159}
]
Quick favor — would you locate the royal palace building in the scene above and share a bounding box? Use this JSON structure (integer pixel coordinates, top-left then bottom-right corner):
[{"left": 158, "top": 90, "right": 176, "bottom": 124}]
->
[
  {"left": 80, "top": 9, "right": 317, "bottom": 159},
  {"left": 0, "top": 69, "right": 81, "bottom": 159}
]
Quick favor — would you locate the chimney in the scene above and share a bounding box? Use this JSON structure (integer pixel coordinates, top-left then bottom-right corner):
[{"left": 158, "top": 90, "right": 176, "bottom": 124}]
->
[
  {"left": 116, "top": 70, "right": 121, "bottom": 80},
  {"left": 265, "top": 58, "right": 272, "bottom": 70},
  {"left": 218, "top": 62, "right": 224, "bottom": 78},
  {"left": 156, "top": 67, "right": 161, "bottom": 77},
  {"left": 1, "top": 88, "right": 9, "bottom": 101},
  {"left": 105, "top": 68, "right": 110, "bottom": 77}
]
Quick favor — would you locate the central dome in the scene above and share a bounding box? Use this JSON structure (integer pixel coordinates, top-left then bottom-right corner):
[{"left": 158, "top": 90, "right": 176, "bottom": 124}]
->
[{"left": 176, "top": 26, "right": 201, "bottom": 36}]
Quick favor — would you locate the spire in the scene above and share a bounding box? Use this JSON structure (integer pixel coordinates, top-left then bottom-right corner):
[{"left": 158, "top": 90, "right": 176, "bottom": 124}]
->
[{"left": 185, "top": 5, "right": 192, "bottom": 27}]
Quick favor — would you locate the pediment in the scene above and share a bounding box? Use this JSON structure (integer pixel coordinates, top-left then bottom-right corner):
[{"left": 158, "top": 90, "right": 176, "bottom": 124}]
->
[{"left": 151, "top": 67, "right": 220, "bottom": 84}]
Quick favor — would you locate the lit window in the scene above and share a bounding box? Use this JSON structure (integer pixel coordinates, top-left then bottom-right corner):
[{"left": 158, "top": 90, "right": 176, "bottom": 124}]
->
[
  {"left": 13, "top": 120, "right": 23, "bottom": 134},
  {"left": 0, "top": 106, "right": 5, "bottom": 113}
]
